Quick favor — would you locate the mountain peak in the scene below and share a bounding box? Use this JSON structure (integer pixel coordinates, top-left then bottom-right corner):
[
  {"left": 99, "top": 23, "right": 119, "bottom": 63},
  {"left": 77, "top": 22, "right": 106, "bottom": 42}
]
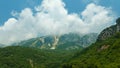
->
[
  {"left": 13, "top": 33, "right": 98, "bottom": 50},
  {"left": 97, "top": 18, "right": 120, "bottom": 41},
  {"left": 116, "top": 17, "right": 120, "bottom": 25}
]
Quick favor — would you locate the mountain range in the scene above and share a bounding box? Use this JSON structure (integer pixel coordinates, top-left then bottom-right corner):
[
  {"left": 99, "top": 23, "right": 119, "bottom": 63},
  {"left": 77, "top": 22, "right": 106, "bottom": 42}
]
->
[
  {"left": 0, "top": 18, "right": 120, "bottom": 68},
  {"left": 13, "top": 33, "right": 98, "bottom": 50}
]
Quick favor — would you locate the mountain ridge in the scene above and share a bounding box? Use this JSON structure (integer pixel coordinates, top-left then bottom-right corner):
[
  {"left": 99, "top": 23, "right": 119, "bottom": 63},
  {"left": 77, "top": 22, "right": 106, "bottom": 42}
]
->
[
  {"left": 13, "top": 33, "right": 98, "bottom": 50},
  {"left": 98, "top": 18, "right": 120, "bottom": 41},
  {"left": 62, "top": 18, "right": 120, "bottom": 68}
]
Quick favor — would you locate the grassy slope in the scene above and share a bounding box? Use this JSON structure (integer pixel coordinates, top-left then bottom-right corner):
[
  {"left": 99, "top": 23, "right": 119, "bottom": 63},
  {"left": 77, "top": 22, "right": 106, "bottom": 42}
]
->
[{"left": 62, "top": 33, "right": 120, "bottom": 68}]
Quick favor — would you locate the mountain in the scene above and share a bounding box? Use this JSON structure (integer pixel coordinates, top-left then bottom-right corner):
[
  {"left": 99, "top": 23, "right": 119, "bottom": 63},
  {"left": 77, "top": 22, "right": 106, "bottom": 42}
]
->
[
  {"left": 13, "top": 33, "right": 98, "bottom": 50},
  {"left": 0, "top": 33, "right": 97, "bottom": 68},
  {"left": 98, "top": 18, "right": 120, "bottom": 41},
  {"left": 0, "top": 18, "right": 120, "bottom": 68},
  {"left": 62, "top": 18, "right": 120, "bottom": 68}
]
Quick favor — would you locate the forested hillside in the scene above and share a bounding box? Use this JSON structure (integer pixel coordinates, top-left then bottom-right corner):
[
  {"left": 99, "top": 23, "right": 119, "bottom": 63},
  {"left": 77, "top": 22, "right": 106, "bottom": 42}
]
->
[
  {"left": 62, "top": 18, "right": 120, "bottom": 68},
  {"left": 0, "top": 46, "right": 77, "bottom": 68}
]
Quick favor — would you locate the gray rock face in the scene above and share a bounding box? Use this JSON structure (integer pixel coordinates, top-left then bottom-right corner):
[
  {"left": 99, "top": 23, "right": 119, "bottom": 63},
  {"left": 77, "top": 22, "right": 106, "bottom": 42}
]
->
[
  {"left": 13, "top": 33, "right": 98, "bottom": 50},
  {"left": 116, "top": 17, "right": 120, "bottom": 25},
  {"left": 98, "top": 18, "right": 120, "bottom": 41}
]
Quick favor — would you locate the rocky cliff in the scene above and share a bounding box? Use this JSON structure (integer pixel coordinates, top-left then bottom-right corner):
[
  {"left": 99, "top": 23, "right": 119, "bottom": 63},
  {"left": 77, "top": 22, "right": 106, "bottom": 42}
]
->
[{"left": 97, "top": 18, "right": 120, "bottom": 41}]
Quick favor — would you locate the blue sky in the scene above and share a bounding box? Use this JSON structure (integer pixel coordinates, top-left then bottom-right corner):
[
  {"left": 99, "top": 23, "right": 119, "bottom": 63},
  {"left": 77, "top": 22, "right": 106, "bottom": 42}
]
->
[
  {"left": 0, "top": 0, "right": 42, "bottom": 25},
  {"left": 0, "top": 0, "right": 120, "bottom": 26},
  {"left": 0, "top": 0, "right": 119, "bottom": 44}
]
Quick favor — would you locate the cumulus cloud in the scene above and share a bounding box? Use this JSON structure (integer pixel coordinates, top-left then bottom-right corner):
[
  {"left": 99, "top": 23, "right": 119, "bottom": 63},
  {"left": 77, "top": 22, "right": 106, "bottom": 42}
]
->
[{"left": 0, "top": 0, "right": 115, "bottom": 45}]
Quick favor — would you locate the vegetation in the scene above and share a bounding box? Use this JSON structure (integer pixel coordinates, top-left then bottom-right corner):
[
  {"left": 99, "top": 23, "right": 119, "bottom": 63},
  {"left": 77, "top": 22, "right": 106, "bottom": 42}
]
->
[
  {"left": 0, "top": 32, "right": 120, "bottom": 68},
  {"left": 62, "top": 32, "right": 120, "bottom": 68},
  {"left": 0, "top": 46, "right": 79, "bottom": 68}
]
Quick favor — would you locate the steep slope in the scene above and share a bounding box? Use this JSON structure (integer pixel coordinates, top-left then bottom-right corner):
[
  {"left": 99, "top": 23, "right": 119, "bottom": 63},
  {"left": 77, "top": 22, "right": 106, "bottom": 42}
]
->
[
  {"left": 62, "top": 33, "right": 120, "bottom": 68},
  {"left": 62, "top": 18, "right": 120, "bottom": 68},
  {"left": 14, "top": 33, "right": 98, "bottom": 50},
  {"left": 98, "top": 18, "right": 120, "bottom": 41}
]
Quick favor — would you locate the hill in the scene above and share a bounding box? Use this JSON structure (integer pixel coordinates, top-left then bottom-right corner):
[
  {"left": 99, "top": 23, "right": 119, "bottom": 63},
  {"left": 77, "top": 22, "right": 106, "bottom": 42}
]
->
[
  {"left": 62, "top": 18, "right": 120, "bottom": 68},
  {"left": 62, "top": 32, "right": 120, "bottom": 68},
  {"left": 0, "top": 46, "right": 76, "bottom": 68}
]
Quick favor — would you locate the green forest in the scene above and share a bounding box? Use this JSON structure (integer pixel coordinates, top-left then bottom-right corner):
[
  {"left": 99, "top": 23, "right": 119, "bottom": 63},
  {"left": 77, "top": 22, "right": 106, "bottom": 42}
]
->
[
  {"left": 0, "top": 46, "right": 78, "bottom": 68},
  {"left": 62, "top": 32, "right": 120, "bottom": 68},
  {"left": 0, "top": 32, "right": 120, "bottom": 68}
]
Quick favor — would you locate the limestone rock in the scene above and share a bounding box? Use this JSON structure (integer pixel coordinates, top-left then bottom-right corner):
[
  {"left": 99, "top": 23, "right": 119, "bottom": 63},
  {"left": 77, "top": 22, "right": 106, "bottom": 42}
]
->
[{"left": 97, "top": 18, "right": 120, "bottom": 41}]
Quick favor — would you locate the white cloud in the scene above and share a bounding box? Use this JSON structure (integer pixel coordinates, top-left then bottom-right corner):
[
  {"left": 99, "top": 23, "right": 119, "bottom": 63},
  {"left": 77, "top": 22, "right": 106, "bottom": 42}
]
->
[
  {"left": 0, "top": 0, "right": 115, "bottom": 45},
  {"left": 1, "top": 18, "right": 17, "bottom": 30}
]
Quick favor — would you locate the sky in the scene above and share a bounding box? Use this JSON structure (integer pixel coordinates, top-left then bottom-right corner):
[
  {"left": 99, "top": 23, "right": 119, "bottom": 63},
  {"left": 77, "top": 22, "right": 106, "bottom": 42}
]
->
[
  {"left": 0, "top": 0, "right": 120, "bottom": 26},
  {"left": 0, "top": 0, "right": 119, "bottom": 45}
]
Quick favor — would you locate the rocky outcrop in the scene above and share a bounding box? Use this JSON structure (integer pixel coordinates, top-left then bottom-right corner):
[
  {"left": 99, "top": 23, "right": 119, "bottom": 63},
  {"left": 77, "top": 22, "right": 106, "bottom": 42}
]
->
[
  {"left": 97, "top": 18, "right": 120, "bottom": 41},
  {"left": 50, "top": 36, "right": 59, "bottom": 49}
]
